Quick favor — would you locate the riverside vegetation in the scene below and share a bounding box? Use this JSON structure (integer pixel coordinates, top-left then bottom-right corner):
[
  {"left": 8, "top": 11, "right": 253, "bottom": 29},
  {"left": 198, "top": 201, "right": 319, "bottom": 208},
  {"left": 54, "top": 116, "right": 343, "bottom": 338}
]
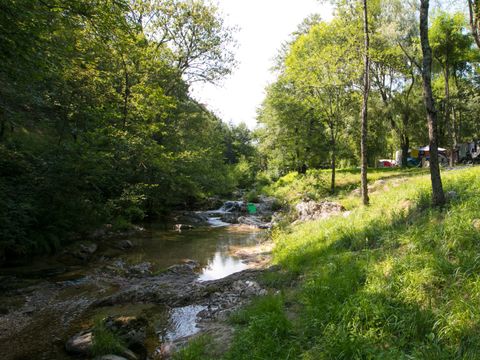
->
[
  {"left": 179, "top": 166, "right": 480, "bottom": 359},
  {"left": 2, "top": 0, "right": 480, "bottom": 359}
]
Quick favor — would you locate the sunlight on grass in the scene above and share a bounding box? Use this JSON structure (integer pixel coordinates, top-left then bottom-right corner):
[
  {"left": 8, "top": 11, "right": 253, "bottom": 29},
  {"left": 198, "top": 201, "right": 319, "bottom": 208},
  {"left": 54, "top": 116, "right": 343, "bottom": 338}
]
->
[{"left": 223, "top": 166, "right": 480, "bottom": 359}]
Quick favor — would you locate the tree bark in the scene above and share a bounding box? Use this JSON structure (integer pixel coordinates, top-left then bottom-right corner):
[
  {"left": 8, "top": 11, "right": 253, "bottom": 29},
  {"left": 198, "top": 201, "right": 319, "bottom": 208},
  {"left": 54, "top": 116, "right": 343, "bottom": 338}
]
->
[
  {"left": 420, "top": 0, "right": 446, "bottom": 206},
  {"left": 468, "top": 0, "right": 480, "bottom": 48},
  {"left": 361, "top": 0, "right": 370, "bottom": 205},
  {"left": 121, "top": 55, "right": 130, "bottom": 130},
  {"left": 330, "top": 125, "right": 336, "bottom": 194},
  {"left": 443, "top": 66, "right": 454, "bottom": 167},
  {"left": 400, "top": 135, "right": 409, "bottom": 168}
]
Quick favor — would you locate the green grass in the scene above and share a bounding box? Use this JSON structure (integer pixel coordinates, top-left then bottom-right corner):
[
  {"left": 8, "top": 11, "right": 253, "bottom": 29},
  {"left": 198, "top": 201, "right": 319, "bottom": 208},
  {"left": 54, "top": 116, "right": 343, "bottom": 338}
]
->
[
  {"left": 262, "top": 167, "right": 426, "bottom": 207},
  {"left": 212, "top": 166, "right": 480, "bottom": 359},
  {"left": 91, "top": 318, "right": 127, "bottom": 357},
  {"left": 172, "top": 336, "right": 216, "bottom": 360}
]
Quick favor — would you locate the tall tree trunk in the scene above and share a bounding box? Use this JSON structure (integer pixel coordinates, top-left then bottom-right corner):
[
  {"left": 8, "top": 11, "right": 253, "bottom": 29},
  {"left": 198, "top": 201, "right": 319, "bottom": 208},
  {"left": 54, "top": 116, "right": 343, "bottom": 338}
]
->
[
  {"left": 443, "top": 66, "right": 454, "bottom": 167},
  {"left": 420, "top": 0, "right": 446, "bottom": 206},
  {"left": 400, "top": 134, "right": 409, "bottom": 168},
  {"left": 361, "top": 0, "right": 370, "bottom": 205},
  {"left": 330, "top": 124, "right": 336, "bottom": 194},
  {"left": 451, "top": 107, "right": 458, "bottom": 165},
  {"left": 468, "top": 0, "right": 480, "bottom": 48},
  {"left": 121, "top": 55, "right": 130, "bottom": 130}
]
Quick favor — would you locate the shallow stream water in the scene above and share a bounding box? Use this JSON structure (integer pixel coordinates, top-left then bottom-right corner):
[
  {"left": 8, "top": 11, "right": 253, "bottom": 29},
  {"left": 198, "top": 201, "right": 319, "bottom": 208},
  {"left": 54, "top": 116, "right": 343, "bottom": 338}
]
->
[{"left": 0, "top": 221, "right": 264, "bottom": 359}]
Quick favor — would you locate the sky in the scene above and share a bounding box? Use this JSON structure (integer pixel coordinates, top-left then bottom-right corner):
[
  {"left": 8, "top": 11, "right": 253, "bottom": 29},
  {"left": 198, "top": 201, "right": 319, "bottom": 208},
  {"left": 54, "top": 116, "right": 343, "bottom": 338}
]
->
[{"left": 190, "top": 0, "right": 333, "bottom": 129}]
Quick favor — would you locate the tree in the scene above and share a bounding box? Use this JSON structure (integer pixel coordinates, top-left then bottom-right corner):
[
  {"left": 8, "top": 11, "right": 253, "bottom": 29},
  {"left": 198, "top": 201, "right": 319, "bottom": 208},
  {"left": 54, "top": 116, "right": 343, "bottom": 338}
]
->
[
  {"left": 468, "top": 0, "right": 480, "bottom": 48},
  {"left": 430, "top": 12, "right": 473, "bottom": 166},
  {"left": 136, "top": 0, "right": 236, "bottom": 84},
  {"left": 257, "top": 77, "right": 327, "bottom": 176},
  {"left": 0, "top": 0, "right": 238, "bottom": 259},
  {"left": 285, "top": 20, "right": 360, "bottom": 192},
  {"left": 419, "top": 0, "right": 446, "bottom": 206},
  {"left": 361, "top": 0, "right": 370, "bottom": 205},
  {"left": 369, "top": 0, "right": 424, "bottom": 167}
]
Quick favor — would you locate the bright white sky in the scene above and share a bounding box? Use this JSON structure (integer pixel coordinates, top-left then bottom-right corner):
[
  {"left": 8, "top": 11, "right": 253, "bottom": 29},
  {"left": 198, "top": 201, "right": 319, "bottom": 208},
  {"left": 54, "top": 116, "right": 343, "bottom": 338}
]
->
[{"left": 190, "top": 0, "right": 333, "bottom": 129}]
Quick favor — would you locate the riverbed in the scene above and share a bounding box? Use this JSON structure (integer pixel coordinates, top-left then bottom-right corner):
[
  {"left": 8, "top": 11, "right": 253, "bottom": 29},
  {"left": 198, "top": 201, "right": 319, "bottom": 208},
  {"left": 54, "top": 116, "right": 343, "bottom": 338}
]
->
[{"left": 0, "top": 221, "right": 266, "bottom": 359}]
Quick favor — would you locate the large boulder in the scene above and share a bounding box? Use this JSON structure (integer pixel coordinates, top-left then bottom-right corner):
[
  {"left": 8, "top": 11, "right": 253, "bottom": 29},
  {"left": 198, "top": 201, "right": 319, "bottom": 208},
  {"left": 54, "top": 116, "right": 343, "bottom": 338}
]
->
[{"left": 295, "top": 200, "right": 345, "bottom": 222}]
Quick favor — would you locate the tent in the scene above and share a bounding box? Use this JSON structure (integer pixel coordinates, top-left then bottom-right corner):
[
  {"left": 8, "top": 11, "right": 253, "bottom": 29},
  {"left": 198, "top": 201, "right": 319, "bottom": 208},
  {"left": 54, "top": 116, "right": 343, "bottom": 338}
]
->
[{"left": 418, "top": 146, "right": 447, "bottom": 152}]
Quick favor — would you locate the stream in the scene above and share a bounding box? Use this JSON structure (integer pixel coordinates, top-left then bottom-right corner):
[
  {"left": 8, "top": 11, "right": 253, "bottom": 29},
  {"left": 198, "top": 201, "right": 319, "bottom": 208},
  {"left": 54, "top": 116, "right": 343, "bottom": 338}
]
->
[{"left": 0, "top": 215, "right": 269, "bottom": 360}]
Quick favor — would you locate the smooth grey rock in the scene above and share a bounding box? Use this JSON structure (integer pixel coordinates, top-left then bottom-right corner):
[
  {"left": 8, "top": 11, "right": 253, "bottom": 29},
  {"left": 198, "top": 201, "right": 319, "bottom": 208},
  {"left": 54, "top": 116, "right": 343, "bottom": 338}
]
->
[
  {"left": 95, "top": 356, "right": 128, "bottom": 360},
  {"left": 65, "top": 330, "right": 93, "bottom": 355}
]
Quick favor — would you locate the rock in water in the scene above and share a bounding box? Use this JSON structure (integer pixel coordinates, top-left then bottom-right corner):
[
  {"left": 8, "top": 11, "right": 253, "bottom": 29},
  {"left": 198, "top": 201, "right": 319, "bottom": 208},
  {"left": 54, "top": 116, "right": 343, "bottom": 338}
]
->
[
  {"left": 63, "top": 241, "right": 98, "bottom": 262},
  {"left": 116, "top": 240, "right": 134, "bottom": 250},
  {"left": 94, "top": 356, "right": 129, "bottom": 360},
  {"left": 104, "top": 315, "right": 148, "bottom": 348},
  {"left": 65, "top": 330, "right": 93, "bottom": 355},
  {"left": 237, "top": 216, "right": 271, "bottom": 229}
]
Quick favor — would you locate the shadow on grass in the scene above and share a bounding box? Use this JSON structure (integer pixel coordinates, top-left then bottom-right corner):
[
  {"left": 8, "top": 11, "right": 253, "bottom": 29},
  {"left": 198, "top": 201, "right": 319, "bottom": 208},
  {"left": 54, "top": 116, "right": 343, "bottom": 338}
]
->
[{"left": 274, "top": 197, "right": 474, "bottom": 359}]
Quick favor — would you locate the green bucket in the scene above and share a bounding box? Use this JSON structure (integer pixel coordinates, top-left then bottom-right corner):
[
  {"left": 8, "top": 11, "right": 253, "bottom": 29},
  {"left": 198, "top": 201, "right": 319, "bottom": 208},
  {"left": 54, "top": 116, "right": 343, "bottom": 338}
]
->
[{"left": 247, "top": 203, "right": 257, "bottom": 214}]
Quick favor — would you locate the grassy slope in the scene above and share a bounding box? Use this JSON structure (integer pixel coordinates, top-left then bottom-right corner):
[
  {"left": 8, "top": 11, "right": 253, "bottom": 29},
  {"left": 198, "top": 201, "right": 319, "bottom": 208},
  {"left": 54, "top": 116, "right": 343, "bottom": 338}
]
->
[
  {"left": 179, "top": 167, "right": 480, "bottom": 359},
  {"left": 261, "top": 167, "right": 428, "bottom": 206}
]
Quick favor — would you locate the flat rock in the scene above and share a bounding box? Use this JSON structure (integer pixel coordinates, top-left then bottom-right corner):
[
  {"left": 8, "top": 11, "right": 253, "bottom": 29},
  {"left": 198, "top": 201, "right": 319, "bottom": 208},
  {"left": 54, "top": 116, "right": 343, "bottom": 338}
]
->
[
  {"left": 237, "top": 216, "right": 271, "bottom": 229},
  {"left": 295, "top": 200, "right": 345, "bottom": 222},
  {"left": 94, "top": 356, "right": 129, "bottom": 360},
  {"left": 65, "top": 330, "right": 93, "bottom": 355}
]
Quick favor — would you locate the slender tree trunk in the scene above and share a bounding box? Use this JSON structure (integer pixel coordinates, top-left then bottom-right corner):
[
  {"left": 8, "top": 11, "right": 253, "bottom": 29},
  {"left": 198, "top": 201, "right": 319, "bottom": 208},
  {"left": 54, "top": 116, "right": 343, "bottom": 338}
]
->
[
  {"left": 401, "top": 135, "right": 409, "bottom": 168},
  {"left": 442, "top": 65, "right": 457, "bottom": 167},
  {"left": 361, "top": 0, "right": 370, "bottom": 205},
  {"left": 420, "top": 0, "right": 446, "bottom": 206},
  {"left": 451, "top": 108, "right": 458, "bottom": 165},
  {"left": 468, "top": 0, "right": 480, "bottom": 48},
  {"left": 443, "top": 66, "right": 455, "bottom": 167},
  {"left": 330, "top": 125, "right": 336, "bottom": 194},
  {"left": 121, "top": 56, "right": 130, "bottom": 130}
]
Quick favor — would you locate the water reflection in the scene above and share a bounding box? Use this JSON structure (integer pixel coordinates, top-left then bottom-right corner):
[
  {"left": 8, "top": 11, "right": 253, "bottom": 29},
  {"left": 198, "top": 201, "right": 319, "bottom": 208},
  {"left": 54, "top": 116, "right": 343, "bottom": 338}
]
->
[
  {"left": 121, "top": 225, "right": 263, "bottom": 277},
  {"left": 198, "top": 252, "right": 248, "bottom": 281}
]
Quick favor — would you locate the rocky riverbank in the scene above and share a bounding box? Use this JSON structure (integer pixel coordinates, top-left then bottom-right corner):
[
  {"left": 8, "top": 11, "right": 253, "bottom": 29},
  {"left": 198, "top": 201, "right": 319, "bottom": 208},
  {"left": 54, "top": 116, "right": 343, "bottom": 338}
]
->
[{"left": 0, "top": 197, "right": 280, "bottom": 360}]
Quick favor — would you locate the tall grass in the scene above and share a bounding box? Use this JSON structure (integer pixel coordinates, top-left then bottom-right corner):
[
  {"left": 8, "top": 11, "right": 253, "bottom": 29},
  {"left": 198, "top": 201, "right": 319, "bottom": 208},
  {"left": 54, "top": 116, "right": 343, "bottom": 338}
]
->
[
  {"left": 222, "top": 167, "right": 480, "bottom": 359},
  {"left": 91, "top": 318, "right": 127, "bottom": 357}
]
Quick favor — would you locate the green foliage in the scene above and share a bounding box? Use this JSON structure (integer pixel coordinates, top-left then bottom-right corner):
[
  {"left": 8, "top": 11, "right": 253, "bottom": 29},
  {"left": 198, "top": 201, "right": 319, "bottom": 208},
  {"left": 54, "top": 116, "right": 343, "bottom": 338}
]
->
[
  {"left": 231, "top": 156, "right": 257, "bottom": 189},
  {"left": 92, "top": 318, "right": 126, "bottom": 357},
  {"left": 0, "top": 0, "right": 244, "bottom": 260},
  {"left": 257, "top": 0, "right": 480, "bottom": 181}
]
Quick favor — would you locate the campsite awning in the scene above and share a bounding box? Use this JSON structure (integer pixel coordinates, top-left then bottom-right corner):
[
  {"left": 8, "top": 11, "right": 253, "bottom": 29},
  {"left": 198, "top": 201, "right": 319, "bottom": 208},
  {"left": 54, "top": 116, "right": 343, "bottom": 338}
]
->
[{"left": 418, "top": 146, "right": 447, "bottom": 152}]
